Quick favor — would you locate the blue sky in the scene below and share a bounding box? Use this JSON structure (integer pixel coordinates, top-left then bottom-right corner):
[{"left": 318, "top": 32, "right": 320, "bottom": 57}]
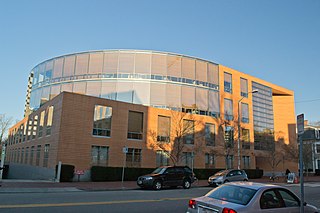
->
[{"left": 0, "top": 0, "right": 319, "bottom": 123}]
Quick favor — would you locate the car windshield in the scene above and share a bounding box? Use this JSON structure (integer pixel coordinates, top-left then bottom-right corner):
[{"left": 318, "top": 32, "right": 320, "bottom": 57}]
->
[
  {"left": 214, "top": 170, "right": 229, "bottom": 176},
  {"left": 207, "top": 185, "right": 257, "bottom": 205},
  {"left": 151, "top": 167, "right": 167, "bottom": 174}
]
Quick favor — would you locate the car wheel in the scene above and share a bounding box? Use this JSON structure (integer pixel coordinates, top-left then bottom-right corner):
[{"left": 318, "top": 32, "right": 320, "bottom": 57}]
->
[
  {"left": 183, "top": 179, "right": 191, "bottom": 189},
  {"left": 153, "top": 181, "right": 162, "bottom": 190},
  {"left": 224, "top": 179, "right": 229, "bottom": 183}
]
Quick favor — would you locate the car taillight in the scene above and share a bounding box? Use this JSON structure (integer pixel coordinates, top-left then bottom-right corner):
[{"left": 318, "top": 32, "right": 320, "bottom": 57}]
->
[
  {"left": 222, "top": 207, "right": 237, "bottom": 213},
  {"left": 188, "top": 199, "right": 196, "bottom": 209}
]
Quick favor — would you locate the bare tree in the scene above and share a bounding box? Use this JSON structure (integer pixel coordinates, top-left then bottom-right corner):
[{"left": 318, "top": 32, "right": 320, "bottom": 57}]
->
[
  {"left": 147, "top": 110, "right": 204, "bottom": 166},
  {"left": 0, "top": 114, "right": 13, "bottom": 144}
]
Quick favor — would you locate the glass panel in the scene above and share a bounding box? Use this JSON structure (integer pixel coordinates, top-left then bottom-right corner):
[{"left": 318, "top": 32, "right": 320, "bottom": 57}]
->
[
  {"left": 101, "top": 81, "right": 117, "bottom": 100},
  {"left": 133, "top": 82, "right": 150, "bottom": 105},
  {"left": 50, "top": 85, "right": 60, "bottom": 100},
  {"left": 75, "top": 54, "right": 89, "bottom": 75},
  {"left": 103, "top": 52, "right": 118, "bottom": 74},
  {"left": 135, "top": 53, "right": 151, "bottom": 74},
  {"left": 116, "top": 82, "right": 133, "bottom": 103},
  {"left": 151, "top": 53, "right": 167, "bottom": 75},
  {"left": 208, "top": 91, "right": 219, "bottom": 116},
  {"left": 196, "top": 60, "right": 207, "bottom": 82},
  {"left": 205, "top": 123, "right": 215, "bottom": 146},
  {"left": 118, "top": 52, "right": 134, "bottom": 73},
  {"left": 208, "top": 63, "right": 219, "bottom": 85},
  {"left": 38, "top": 63, "right": 45, "bottom": 83},
  {"left": 88, "top": 53, "right": 103, "bottom": 74},
  {"left": 150, "top": 83, "right": 166, "bottom": 106},
  {"left": 93, "top": 105, "right": 112, "bottom": 137},
  {"left": 157, "top": 116, "right": 170, "bottom": 142},
  {"left": 224, "top": 72, "right": 232, "bottom": 93},
  {"left": 183, "top": 120, "right": 194, "bottom": 144},
  {"left": 61, "top": 83, "right": 73, "bottom": 92},
  {"left": 86, "top": 81, "right": 101, "bottom": 97},
  {"left": 241, "top": 103, "right": 249, "bottom": 123},
  {"left": 182, "top": 57, "right": 195, "bottom": 79},
  {"left": 46, "top": 106, "right": 54, "bottom": 135},
  {"left": 167, "top": 55, "right": 181, "bottom": 77},
  {"left": 53, "top": 57, "right": 64, "bottom": 78},
  {"left": 63, "top": 55, "right": 76, "bottom": 77},
  {"left": 224, "top": 98, "right": 233, "bottom": 120},
  {"left": 166, "top": 84, "right": 181, "bottom": 108},
  {"left": 73, "top": 82, "right": 87, "bottom": 94},
  {"left": 240, "top": 78, "right": 248, "bottom": 97},
  {"left": 128, "top": 111, "right": 143, "bottom": 140},
  {"left": 196, "top": 88, "right": 208, "bottom": 110},
  {"left": 40, "top": 86, "right": 50, "bottom": 106},
  {"left": 181, "top": 86, "right": 195, "bottom": 108}
]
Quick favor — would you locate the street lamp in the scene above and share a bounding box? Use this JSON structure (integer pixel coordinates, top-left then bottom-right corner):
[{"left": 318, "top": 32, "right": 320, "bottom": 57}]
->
[{"left": 237, "top": 89, "right": 258, "bottom": 170}]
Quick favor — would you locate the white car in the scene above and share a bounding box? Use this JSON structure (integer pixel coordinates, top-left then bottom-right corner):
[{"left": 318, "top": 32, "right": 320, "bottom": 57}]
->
[{"left": 187, "top": 182, "right": 319, "bottom": 213}]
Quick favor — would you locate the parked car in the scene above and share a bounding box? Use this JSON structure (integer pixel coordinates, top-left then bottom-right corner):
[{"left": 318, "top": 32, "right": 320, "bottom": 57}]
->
[
  {"left": 187, "top": 182, "right": 319, "bottom": 213},
  {"left": 137, "top": 166, "right": 196, "bottom": 190},
  {"left": 208, "top": 169, "right": 248, "bottom": 186}
]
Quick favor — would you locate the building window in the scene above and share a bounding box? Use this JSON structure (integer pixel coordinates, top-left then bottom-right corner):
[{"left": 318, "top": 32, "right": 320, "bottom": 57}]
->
[
  {"left": 27, "top": 118, "right": 32, "bottom": 140},
  {"left": 46, "top": 106, "right": 54, "bottom": 135},
  {"left": 157, "top": 116, "right": 170, "bottom": 142},
  {"left": 242, "top": 129, "right": 250, "bottom": 150},
  {"left": 127, "top": 111, "right": 143, "bottom": 140},
  {"left": 156, "top": 150, "right": 169, "bottom": 167},
  {"left": 224, "top": 72, "right": 232, "bottom": 93},
  {"left": 240, "top": 78, "right": 248, "bottom": 97},
  {"left": 38, "top": 111, "right": 45, "bottom": 138},
  {"left": 225, "top": 126, "right": 234, "bottom": 148},
  {"left": 205, "top": 123, "right": 215, "bottom": 146},
  {"left": 226, "top": 155, "right": 234, "bottom": 169},
  {"left": 91, "top": 146, "right": 109, "bottom": 166},
  {"left": 25, "top": 147, "right": 29, "bottom": 164},
  {"left": 32, "top": 115, "right": 38, "bottom": 139},
  {"left": 183, "top": 152, "right": 193, "bottom": 168},
  {"left": 316, "top": 144, "right": 320, "bottom": 154},
  {"left": 43, "top": 144, "right": 50, "bottom": 168},
  {"left": 205, "top": 153, "right": 215, "bottom": 168},
  {"left": 93, "top": 105, "right": 112, "bottom": 137},
  {"left": 36, "top": 145, "right": 41, "bottom": 166},
  {"left": 183, "top": 120, "right": 194, "bottom": 144},
  {"left": 30, "top": 146, "right": 34, "bottom": 165},
  {"left": 21, "top": 148, "right": 24, "bottom": 164},
  {"left": 241, "top": 103, "right": 249, "bottom": 123},
  {"left": 224, "top": 98, "right": 233, "bottom": 121},
  {"left": 242, "top": 156, "right": 250, "bottom": 169},
  {"left": 126, "top": 148, "right": 141, "bottom": 167}
]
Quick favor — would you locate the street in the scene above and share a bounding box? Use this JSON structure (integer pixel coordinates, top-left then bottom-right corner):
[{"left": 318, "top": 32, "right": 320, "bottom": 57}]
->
[{"left": 0, "top": 184, "right": 319, "bottom": 213}]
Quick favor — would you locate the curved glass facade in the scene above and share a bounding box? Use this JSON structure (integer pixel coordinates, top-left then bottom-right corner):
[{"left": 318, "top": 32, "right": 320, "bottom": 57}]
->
[{"left": 27, "top": 50, "right": 220, "bottom": 116}]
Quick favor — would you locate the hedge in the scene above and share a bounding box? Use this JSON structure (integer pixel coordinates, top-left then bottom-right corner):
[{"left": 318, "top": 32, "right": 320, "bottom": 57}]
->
[{"left": 56, "top": 164, "right": 75, "bottom": 182}]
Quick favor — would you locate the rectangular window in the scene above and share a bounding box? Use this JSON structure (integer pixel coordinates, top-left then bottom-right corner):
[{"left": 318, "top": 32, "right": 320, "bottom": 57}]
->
[
  {"left": 25, "top": 147, "right": 29, "bottom": 164},
  {"left": 205, "top": 153, "right": 215, "bottom": 168},
  {"left": 242, "top": 156, "right": 250, "bottom": 169},
  {"left": 242, "top": 129, "right": 250, "bottom": 150},
  {"left": 205, "top": 123, "right": 215, "bottom": 146},
  {"left": 38, "top": 111, "right": 45, "bottom": 137},
  {"left": 157, "top": 116, "right": 170, "bottom": 142},
  {"left": 183, "top": 120, "right": 194, "bottom": 144},
  {"left": 21, "top": 148, "right": 24, "bottom": 164},
  {"left": 316, "top": 144, "right": 320, "bottom": 154},
  {"left": 46, "top": 106, "right": 54, "bottom": 135},
  {"left": 226, "top": 155, "right": 234, "bottom": 169},
  {"left": 225, "top": 126, "right": 234, "bottom": 148},
  {"left": 43, "top": 144, "right": 50, "bottom": 168},
  {"left": 224, "top": 72, "right": 232, "bottom": 93},
  {"left": 127, "top": 111, "right": 143, "bottom": 140},
  {"left": 126, "top": 148, "right": 142, "bottom": 167},
  {"left": 241, "top": 103, "right": 249, "bottom": 123},
  {"left": 33, "top": 115, "right": 38, "bottom": 139},
  {"left": 91, "top": 146, "right": 109, "bottom": 166},
  {"left": 27, "top": 118, "right": 32, "bottom": 140},
  {"left": 224, "top": 98, "right": 233, "bottom": 121},
  {"left": 183, "top": 152, "right": 193, "bottom": 168},
  {"left": 240, "top": 78, "right": 248, "bottom": 97},
  {"left": 30, "top": 146, "right": 34, "bottom": 165},
  {"left": 93, "top": 105, "right": 112, "bottom": 137},
  {"left": 36, "top": 145, "right": 41, "bottom": 166},
  {"left": 156, "top": 150, "right": 169, "bottom": 167}
]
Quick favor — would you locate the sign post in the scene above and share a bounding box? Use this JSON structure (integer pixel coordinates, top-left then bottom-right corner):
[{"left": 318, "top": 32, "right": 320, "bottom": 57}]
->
[
  {"left": 121, "top": 146, "right": 128, "bottom": 189},
  {"left": 297, "top": 113, "right": 304, "bottom": 213},
  {"left": 0, "top": 144, "right": 6, "bottom": 180}
]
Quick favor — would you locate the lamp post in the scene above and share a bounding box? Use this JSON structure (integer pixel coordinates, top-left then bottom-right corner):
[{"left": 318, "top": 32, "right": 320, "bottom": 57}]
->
[{"left": 237, "top": 90, "right": 258, "bottom": 170}]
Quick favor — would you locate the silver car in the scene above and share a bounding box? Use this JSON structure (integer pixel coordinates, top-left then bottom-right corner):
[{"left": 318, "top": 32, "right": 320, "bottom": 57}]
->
[
  {"left": 208, "top": 169, "right": 248, "bottom": 186},
  {"left": 187, "top": 182, "right": 319, "bottom": 213}
]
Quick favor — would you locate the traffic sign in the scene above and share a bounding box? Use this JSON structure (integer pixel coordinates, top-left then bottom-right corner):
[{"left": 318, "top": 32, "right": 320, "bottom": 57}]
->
[{"left": 297, "top": 114, "right": 304, "bottom": 135}]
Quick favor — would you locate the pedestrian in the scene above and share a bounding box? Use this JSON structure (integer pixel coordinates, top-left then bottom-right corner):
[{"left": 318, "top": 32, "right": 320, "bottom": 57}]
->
[{"left": 285, "top": 169, "right": 290, "bottom": 179}]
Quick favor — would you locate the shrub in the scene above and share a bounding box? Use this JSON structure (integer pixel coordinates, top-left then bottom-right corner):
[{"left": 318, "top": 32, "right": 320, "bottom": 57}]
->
[{"left": 56, "top": 164, "right": 75, "bottom": 182}]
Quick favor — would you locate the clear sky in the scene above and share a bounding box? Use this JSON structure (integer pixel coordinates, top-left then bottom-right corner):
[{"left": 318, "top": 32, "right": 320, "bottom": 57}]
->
[{"left": 0, "top": 0, "right": 319, "bottom": 123}]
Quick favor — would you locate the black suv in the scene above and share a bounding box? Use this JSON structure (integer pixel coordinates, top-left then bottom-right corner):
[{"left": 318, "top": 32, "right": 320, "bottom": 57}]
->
[{"left": 137, "top": 166, "right": 196, "bottom": 190}]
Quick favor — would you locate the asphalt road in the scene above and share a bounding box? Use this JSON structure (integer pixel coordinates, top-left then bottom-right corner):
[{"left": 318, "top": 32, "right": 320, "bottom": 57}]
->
[{"left": 0, "top": 184, "right": 319, "bottom": 213}]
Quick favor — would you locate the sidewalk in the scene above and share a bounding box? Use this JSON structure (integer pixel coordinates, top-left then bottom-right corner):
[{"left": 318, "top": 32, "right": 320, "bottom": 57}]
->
[{"left": 1, "top": 176, "right": 319, "bottom": 193}]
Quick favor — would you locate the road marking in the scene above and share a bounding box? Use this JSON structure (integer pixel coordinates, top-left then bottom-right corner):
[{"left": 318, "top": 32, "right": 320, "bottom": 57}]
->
[{"left": 0, "top": 197, "right": 191, "bottom": 209}]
